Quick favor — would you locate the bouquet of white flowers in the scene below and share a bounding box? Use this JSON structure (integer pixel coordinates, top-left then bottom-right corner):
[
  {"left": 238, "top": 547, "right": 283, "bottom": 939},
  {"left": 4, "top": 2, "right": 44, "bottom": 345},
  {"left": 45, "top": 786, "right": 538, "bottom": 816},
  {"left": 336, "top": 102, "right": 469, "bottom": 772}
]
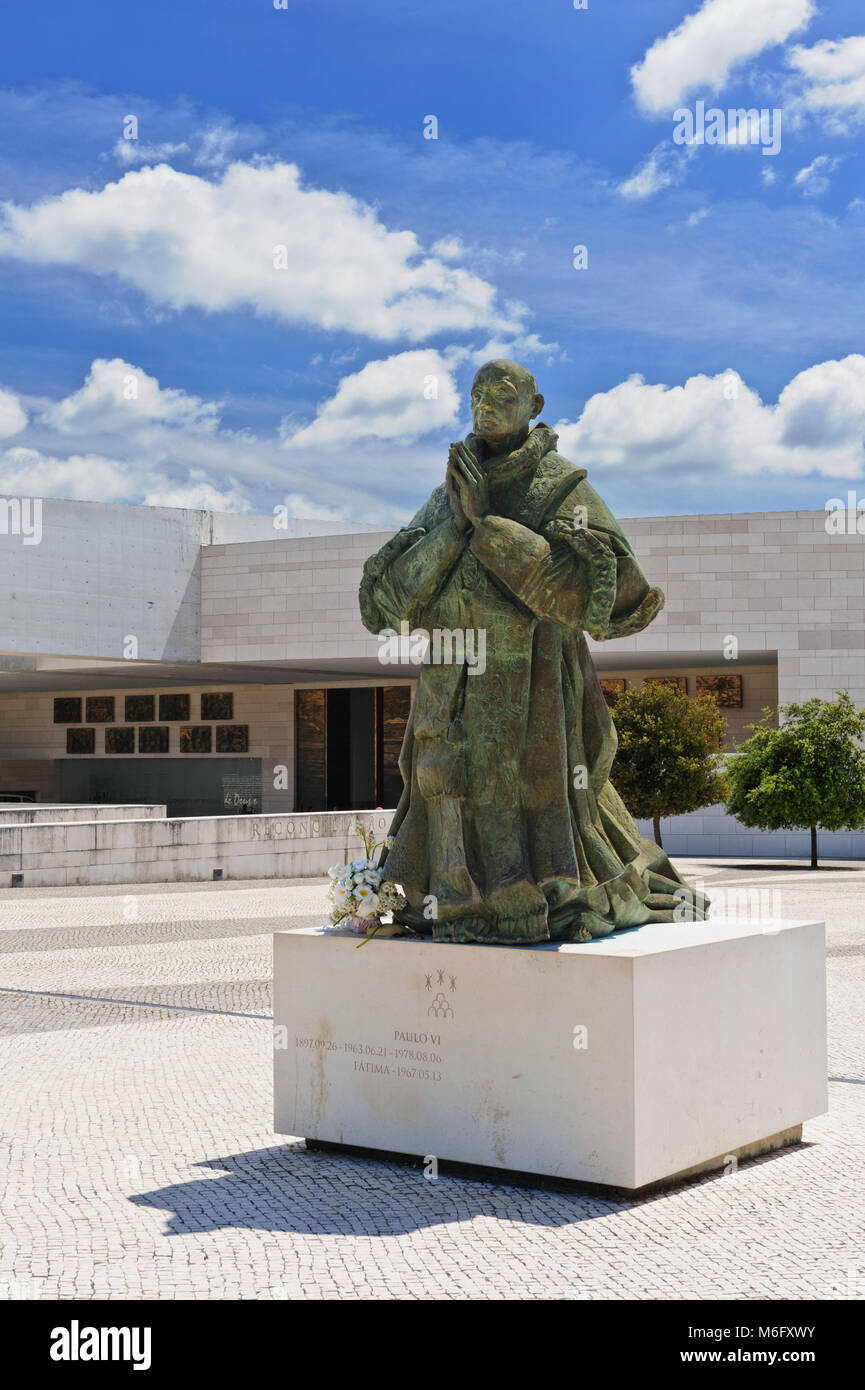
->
[{"left": 327, "top": 818, "right": 407, "bottom": 944}]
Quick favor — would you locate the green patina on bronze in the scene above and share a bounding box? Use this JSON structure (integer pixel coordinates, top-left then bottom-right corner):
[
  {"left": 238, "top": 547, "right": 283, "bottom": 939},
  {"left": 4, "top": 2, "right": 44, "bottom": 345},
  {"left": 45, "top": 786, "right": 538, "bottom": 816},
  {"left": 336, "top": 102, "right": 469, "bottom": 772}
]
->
[{"left": 359, "top": 360, "right": 709, "bottom": 944}]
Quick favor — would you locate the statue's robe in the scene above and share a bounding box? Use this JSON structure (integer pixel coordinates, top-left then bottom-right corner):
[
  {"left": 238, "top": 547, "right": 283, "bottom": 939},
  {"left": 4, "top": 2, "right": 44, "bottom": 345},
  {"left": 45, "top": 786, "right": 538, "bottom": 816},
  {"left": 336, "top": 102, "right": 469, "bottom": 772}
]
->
[{"left": 359, "top": 424, "right": 708, "bottom": 944}]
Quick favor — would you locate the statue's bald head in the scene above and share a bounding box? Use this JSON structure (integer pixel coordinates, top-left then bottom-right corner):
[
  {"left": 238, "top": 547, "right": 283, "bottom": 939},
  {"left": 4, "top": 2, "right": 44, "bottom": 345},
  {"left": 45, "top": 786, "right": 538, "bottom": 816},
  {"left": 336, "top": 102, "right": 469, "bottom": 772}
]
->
[
  {"left": 470, "top": 360, "right": 544, "bottom": 450},
  {"left": 473, "top": 359, "right": 538, "bottom": 395}
]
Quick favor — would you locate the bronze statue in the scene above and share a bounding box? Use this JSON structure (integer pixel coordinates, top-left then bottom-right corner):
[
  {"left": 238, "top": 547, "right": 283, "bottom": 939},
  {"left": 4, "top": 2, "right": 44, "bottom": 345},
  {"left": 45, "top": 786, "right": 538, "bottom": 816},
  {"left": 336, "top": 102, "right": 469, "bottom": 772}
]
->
[{"left": 360, "top": 360, "right": 708, "bottom": 943}]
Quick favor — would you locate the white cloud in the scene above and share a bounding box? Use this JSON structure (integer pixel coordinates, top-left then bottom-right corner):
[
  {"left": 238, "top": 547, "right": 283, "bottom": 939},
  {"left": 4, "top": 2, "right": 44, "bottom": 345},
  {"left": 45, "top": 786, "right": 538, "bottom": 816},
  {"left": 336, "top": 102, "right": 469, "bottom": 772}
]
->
[
  {"left": 0, "top": 387, "right": 27, "bottom": 437},
  {"left": 0, "top": 161, "right": 522, "bottom": 343},
  {"left": 112, "top": 138, "right": 190, "bottom": 166},
  {"left": 0, "top": 445, "right": 138, "bottom": 501},
  {"left": 42, "top": 358, "right": 220, "bottom": 434},
  {"left": 789, "top": 35, "right": 865, "bottom": 128},
  {"left": 0, "top": 444, "right": 250, "bottom": 513},
  {"left": 193, "top": 126, "right": 243, "bottom": 168},
  {"left": 792, "top": 154, "right": 842, "bottom": 197},
  {"left": 619, "top": 142, "right": 695, "bottom": 199},
  {"left": 7, "top": 352, "right": 865, "bottom": 521},
  {"left": 140, "top": 471, "right": 251, "bottom": 511},
  {"left": 282, "top": 349, "right": 460, "bottom": 449},
  {"left": 430, "top": 236, "right": 465, "bottom": 260},
  {"left": 555, "top": 356, "right": 865, "bottom": 481},
  {"left": 0, "top": 355, "right": 456, "bottom": 524},
  {"left": 631, "top": 0, "right": 815, "bottom": 114},
  {"left": 281, "top": 491, "right": 355, "bottom": 523}
]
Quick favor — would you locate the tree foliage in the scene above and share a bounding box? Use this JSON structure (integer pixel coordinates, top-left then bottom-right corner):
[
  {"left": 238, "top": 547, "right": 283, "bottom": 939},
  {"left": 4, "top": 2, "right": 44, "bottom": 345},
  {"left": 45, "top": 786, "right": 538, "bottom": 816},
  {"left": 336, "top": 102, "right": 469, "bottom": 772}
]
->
[
  {"left": 610, "top": 682, "right": 728, "bottom": 847},
  {"left": 725, "top": 692, "right": 865, "bottom": 866}
]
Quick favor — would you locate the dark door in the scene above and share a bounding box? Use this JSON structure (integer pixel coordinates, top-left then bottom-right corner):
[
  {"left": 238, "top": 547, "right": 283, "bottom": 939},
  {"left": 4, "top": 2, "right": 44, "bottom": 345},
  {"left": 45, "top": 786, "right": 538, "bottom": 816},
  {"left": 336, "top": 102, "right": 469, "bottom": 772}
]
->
[{"left": 294, "top": 686, "right": 410, "bottom": 812}]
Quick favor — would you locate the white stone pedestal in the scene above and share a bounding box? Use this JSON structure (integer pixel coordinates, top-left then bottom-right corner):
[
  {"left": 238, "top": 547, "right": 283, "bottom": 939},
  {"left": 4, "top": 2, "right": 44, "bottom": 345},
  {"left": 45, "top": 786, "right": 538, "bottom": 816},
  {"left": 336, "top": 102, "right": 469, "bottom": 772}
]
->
[{"left": 273, "top": 917, "right": 827, "bottom": 1192}]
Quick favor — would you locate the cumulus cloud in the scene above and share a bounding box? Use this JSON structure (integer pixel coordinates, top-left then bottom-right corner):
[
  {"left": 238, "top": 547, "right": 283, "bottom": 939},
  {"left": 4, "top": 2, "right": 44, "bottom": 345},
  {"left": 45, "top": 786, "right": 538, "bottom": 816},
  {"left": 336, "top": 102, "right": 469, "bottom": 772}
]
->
[
  {"left": 619, "top": 142, "right": 696, "bottom": 199},
  {"left": 9, "top": 352, "right": 865, "bottom": 523},
  {"left": 555, "top": 356, "right": 865, "bottom": 481},
  {"left": 0, "top": 387, "right": 27, "bottom": 437},
  {"left": 0, "top": 443, "right": 251, "bottom": 513},
  {"left": 0, "top": 445, "right": 140, "bottom": 501},
  {"left": 792, "top": 154, "right": 843, "bottom": 198},
  {"left": 282, "top": 349, "right": 460, "bottom": 449},
  {"left": 631, "top": 0, "right": 815, "bottom": 114},
  {"left": 788, "top": 35, "right": 865, "bottom": 128},
  {"left": 0, "top": 355, "right": 461, "bottom": 523},
  {"left": 42, "top": 357, "right": 220, "bottom": 434},
  {"left": 0, "top": 161, "right": 523, "bottom": 342}
]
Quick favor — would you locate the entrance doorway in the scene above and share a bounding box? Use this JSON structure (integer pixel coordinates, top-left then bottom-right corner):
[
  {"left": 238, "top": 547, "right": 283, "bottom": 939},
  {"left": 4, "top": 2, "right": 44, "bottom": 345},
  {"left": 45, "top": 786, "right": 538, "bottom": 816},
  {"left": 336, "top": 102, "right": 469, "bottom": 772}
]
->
[{"left": 294, "top": 686, "right": 411, "bottom": 812}]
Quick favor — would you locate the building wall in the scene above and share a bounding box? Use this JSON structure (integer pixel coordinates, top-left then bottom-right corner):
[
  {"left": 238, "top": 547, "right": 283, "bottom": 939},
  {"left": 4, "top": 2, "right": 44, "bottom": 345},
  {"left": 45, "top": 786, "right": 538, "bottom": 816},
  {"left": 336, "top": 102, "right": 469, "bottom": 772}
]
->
[
  {"left": 0, "top": 497, "right": 208, "bottom": 662},
  {"left": 600, "top": 663, "right": 778, "bottom": 748},
  {"left": 200, "top": 512, "right": 865, "bottom": 722},
  {"left": 0, "top": 678, "right": 416, "bottom": 814},
  {"left": 0, "top": 758, "right": 61, "bottom": 802},
  {"left": 0, "top": 495, "right": 383, "bottom": 665},
  {"left": 200, "top": 530, "right": 394, "bottom": 663},
  {"left": 3, "top": 498, "right": 864, "bottom": 861},
  {"left": 0, "top": 683, "right": 294, "bottom": 812},
  {"left": 610, "top": 511, "right": 865, "bottom": 711}
]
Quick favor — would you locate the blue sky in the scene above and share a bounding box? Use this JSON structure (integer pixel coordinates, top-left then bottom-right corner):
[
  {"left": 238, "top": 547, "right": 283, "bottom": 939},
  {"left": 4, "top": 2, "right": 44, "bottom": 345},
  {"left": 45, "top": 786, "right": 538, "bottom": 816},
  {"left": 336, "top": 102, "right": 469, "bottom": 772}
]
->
[{"left": 1, "top": 0, "right": 864, "bottom": 522}]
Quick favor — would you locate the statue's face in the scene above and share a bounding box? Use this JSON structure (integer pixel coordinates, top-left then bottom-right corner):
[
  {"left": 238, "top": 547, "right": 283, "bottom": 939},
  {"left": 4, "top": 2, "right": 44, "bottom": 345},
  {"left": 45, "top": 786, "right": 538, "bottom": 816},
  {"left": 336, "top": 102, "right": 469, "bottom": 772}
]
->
[{"left": 470, "top": 371, "right": 534, "bottom": 445}]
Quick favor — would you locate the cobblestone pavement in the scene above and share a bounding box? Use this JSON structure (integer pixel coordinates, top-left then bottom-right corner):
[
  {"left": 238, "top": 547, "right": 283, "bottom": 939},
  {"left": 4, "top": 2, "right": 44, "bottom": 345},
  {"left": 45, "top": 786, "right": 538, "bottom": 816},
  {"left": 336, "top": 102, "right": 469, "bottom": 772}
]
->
[{"left": 0, "top": 860, "right": 862, "bottom": 1301}]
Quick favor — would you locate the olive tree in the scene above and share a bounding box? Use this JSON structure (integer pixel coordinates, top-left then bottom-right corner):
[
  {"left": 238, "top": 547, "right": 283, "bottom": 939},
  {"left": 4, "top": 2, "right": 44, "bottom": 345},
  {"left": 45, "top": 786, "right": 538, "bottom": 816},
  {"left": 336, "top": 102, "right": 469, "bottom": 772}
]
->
[
  {"left": 610, "top": 681, "right": 728, "bottom": 849},
  {"left": 726, "top": 692, "right": 865, "bottom": 869}
]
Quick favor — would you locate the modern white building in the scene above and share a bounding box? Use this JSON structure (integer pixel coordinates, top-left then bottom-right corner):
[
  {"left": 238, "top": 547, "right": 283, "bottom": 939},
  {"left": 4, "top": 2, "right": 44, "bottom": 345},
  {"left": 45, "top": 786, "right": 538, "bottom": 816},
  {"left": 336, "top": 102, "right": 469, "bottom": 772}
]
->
[{"left": 0, "top": 492, "right": 862, "bottom": 881}]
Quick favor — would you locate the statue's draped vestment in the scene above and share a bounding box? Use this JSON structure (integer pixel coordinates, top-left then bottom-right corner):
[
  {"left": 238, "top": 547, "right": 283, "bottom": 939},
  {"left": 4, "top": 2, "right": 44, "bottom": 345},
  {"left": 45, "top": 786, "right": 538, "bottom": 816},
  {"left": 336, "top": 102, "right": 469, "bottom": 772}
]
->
[{"left": 360, "top": 424, "right": 707, "bottom": 944}]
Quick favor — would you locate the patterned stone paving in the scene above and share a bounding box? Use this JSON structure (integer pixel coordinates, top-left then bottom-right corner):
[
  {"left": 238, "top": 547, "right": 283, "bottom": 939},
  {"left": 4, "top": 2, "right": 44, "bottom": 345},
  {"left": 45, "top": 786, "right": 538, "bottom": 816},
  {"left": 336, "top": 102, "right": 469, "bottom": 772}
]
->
[{"left": 0, "top": 861, "right": 862, "bottom": 1301}]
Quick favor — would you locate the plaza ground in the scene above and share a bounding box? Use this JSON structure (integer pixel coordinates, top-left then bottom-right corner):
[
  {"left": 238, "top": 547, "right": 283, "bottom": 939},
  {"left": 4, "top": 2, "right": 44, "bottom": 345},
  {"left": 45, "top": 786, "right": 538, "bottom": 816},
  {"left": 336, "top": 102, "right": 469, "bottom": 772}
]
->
[{"left": 0, "top": 859, "right": 862, "bottom": 1301}]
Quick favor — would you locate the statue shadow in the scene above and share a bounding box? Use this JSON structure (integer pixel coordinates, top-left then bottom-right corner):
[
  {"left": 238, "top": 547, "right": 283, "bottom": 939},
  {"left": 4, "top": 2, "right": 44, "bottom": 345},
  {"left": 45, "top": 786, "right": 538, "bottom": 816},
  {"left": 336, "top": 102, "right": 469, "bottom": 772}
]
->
[{"left": 128, "top": 1142, "right": 634, "bottom": 1237}]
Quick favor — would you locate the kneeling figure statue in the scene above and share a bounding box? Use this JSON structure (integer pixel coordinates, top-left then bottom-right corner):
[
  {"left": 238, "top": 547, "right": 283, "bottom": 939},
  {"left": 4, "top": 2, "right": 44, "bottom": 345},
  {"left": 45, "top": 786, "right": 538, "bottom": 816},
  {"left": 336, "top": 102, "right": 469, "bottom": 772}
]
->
[{"left": 359, "top": 359, "right": 708, "bottom": 944}]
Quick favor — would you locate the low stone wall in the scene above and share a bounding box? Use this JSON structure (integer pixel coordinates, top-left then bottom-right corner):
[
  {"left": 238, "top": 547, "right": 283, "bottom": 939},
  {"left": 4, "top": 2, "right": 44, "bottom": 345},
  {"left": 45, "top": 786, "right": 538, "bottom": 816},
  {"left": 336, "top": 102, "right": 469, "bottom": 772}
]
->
[
  {"left": 1, "top": 801, "right": 862, "bottom": 890},
  {"left": 635, "top": 802, "right": 865, "bottom": 860},
  {"left": 0, "top": 803, "right": 166, "bottom": 825},
  {"left": 0, "top": 809, "right": 393, "bottom": 888}
]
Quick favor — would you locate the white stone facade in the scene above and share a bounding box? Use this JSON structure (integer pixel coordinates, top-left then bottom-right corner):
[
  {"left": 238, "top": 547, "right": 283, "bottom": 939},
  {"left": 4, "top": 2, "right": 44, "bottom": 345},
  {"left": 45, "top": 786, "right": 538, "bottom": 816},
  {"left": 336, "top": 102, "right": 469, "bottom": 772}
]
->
[{"left": 1, "top": 495, "right": 863, "bottom": 864}]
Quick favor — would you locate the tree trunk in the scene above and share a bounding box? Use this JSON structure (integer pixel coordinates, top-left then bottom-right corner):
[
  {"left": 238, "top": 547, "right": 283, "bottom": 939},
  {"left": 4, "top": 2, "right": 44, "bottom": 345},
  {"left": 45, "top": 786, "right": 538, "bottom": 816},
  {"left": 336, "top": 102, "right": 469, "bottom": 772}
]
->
[
  {"left": 653, "top": 813, "right": 663, "bottom": 849},
  {"left": 810, "top": 824, "right": 818, "bottom": 871}
]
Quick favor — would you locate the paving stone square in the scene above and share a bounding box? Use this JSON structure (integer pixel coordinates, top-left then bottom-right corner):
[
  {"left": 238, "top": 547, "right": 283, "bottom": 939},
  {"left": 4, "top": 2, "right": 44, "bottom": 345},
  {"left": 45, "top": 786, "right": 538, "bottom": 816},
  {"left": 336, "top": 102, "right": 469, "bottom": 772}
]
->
[{"left": 0, "top": 860, "right": 862, "bottom": 1301}]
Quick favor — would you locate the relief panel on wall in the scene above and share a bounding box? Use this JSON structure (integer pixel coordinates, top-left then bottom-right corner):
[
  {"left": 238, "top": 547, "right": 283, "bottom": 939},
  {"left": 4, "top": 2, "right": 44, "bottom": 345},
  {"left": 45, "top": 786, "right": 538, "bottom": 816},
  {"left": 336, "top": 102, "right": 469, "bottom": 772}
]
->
[
  {"left": 66, "top": 728, "right": 95, "bottom": 754},
  {"left": 159, "top": 693, "right": 191, "bottom": 721},
  {"left": 202, "top": 692, "right": 234, "bottom": 720},
  {"left": 139, "top": 726, "right": 170, "bottom": 753},
  {"left": 215, "top": 724, "right": 249, "bottom": 753},
  {"left": 696, "top": 674, "right": 744, "bottom": 707},
  {"left": 105, "top": 727, "right": 135, "bottom": 754},
  {"left": 180, "top": 725, "right": 213, "bottom": 753},
  {"left": 125, "top": 695, "right": 155, "bottom": 722},
  {"left": 86, "top": 696, "right": 115, "bottom": 723},
  {"left": 54, "top": 697, "right": 82, "bottom": 724}
]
